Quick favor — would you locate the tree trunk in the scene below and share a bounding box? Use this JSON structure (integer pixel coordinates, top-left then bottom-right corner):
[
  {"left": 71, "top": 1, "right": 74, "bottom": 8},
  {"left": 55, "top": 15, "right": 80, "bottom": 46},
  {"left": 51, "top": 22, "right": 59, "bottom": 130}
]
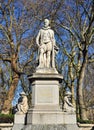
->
[
  {"left": 69, "top": 62, "right": 75, "bottom": 107},
  {"left": 1, "top": 73, "right": 19, "bottom": 114},
  {"left": 71, "top": 81, "right": 76, "bottom": 107},
  {"left": 77, "top": 52, "right": 88, "bottom": 120}
]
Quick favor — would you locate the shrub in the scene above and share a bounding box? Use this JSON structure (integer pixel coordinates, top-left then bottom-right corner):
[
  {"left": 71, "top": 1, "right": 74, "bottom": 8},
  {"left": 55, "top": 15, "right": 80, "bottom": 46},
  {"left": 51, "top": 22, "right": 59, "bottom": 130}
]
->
[
  {"left": 0, "top": 113, "right": 14, "bottom": 123},
  {"left": 77, "top": 118, "right": 94, "bottom": 124}
]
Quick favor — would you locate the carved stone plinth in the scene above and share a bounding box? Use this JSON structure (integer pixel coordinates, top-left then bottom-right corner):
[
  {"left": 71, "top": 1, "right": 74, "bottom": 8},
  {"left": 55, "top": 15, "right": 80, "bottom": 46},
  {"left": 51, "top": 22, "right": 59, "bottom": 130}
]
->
[
  {"left": 27, "top": 72, "right": 63, "bottom": 124},
  {"left": 14, "top": 114, "right": 26, "bottom": 124},
  {"left": 27, "top": 110, "right": 77, "bottom": 125},
  {"left": 12, "top": 114, "right": 26, "bottom": 130},
  {"left": 12, "top": 71, "right": 79, "bottom": 130}
]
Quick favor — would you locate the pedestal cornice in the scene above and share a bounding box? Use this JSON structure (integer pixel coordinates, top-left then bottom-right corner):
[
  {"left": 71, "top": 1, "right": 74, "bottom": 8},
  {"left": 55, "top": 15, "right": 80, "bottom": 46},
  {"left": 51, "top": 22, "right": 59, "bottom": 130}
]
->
[{"left": 28, "top": 73, "right": 63, "bottom": 83}]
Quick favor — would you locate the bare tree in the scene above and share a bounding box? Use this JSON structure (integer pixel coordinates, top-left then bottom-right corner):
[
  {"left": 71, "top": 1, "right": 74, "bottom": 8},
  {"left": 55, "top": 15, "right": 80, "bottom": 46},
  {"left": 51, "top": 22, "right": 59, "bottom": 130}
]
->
[
  {"left": 0, "top": 0, "right": 37, "bottom": 114},
  {"left": 83, "top": 63, "right": 94, "bottom": 120},
  {"left": 53, "top": 0, "right": 94, "bottom": 120},
  {"left": 0, "top": 0, "right": 65, "bottom": 114},
  {"left": 0, "top": 0, "right": 94, "bottom": 120}
]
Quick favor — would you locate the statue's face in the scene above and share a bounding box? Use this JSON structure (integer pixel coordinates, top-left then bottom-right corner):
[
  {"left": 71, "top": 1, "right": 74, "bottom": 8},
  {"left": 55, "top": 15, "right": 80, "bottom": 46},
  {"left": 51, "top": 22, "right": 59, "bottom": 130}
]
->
[
  {"left": 44, "top": 19, "right": 49, "bottom": 27},
  {"left": 67, "top": 95, "right": 71, "bottom": 98},
  {"left": 21, "top": 94, "right": 25, "bottom": 97}
]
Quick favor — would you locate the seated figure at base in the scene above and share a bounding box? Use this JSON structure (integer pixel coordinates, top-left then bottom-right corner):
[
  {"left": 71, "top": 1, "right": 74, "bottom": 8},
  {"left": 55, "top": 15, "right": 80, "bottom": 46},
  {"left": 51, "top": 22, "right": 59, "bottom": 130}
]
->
[
  {"left": 63, "top": 91, "right": 75, "bottom": 113},
  {"left": 16, "top": 92, "right": 28, "bottom": 114}
]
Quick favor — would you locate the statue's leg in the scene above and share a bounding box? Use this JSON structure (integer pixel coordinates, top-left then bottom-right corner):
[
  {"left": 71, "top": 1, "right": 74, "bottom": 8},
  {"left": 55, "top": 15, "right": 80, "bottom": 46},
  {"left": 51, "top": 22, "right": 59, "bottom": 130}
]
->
[
  {"left": 46, "top": 51, "right": 51, "bottom": 68},
  {"left": 44, "top": 53, "right": 46, "bottom": 67},
  {"left": 38, "top": 48, "right": 44, "bottom": 68},
  {"left": 17, "top": 104, "right": 21, "bottom": 112},
  {"left": 46, "top": 42, "right": 52, "bottom": 68}
]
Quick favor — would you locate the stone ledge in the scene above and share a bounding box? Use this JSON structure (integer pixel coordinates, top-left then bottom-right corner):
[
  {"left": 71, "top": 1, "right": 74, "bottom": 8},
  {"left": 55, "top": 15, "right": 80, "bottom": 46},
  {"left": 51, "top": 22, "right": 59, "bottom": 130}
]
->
[
  {"left": 27, "top": 111, "right": 77, "bottom": 124},
  {"left": 35, "top": 67, "right": 58, "bottom": 74},
  {"left": 30, "top": 105, "right": 62, "bottom": 111},
  {"left": 0, "top": 123, "right": 13, "bottom": 130},
  {"left": 22, "top": 124, "right": 79, "bottom": 130},
  {"left": 0, "top": 123, "right": 13, "bottom": 127},
  {"left": 78, "top": 123, "right": 94, "bottom": 127},
  {"left": 28, "top": 73, "right": 63, "bottom": 83}
]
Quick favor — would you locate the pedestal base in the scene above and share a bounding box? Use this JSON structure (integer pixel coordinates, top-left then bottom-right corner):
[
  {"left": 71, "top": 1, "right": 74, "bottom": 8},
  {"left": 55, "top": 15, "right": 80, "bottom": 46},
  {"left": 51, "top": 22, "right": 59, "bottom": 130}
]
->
[
  {"left": 14, "top": 114, "right": 26, "bottom": 124},
  {"left": 23, "top": 124, "right": 79, "bottom": 130},
  {"left": 27, "top": 110, "right": 76, "bottom": 124},
  {"left": 12, "top": 71, "right": 80, "bottom": 130},
  {"left": 12, "top": 114, "right": 27, "bottom": 130},
  {"left": 27, "top": 73, "right": 64, "bottom": 125}
]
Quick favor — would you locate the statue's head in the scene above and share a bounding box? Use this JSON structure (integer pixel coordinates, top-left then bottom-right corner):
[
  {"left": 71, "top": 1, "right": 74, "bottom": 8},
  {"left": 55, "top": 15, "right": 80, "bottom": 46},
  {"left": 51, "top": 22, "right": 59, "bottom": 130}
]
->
[
  {"left": 44, "top": 19, "right": 50, "bottom": 28},
  {"left": 65, "top": 91, "right": 72, "bottom": 97},
  {"left": 20, "top": 92, "right": 26, "bottom": 97}
]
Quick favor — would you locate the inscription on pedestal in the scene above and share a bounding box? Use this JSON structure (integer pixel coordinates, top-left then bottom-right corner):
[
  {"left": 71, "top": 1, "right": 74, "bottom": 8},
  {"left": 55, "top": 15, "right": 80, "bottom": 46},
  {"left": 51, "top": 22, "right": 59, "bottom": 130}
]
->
[{"left": 37, "top": 87, "right": 53, "bottom": 103}]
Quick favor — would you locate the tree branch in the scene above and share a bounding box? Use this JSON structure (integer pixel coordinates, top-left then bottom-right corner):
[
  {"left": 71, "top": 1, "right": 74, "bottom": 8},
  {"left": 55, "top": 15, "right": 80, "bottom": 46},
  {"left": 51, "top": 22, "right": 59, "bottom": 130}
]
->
[{"left": 0, "top": 55, "right": 11, "bottom": 62}]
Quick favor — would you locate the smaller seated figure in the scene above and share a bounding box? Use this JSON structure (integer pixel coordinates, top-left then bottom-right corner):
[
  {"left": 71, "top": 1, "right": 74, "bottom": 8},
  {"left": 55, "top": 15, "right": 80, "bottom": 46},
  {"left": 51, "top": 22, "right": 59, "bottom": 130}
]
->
[
  {"left": 63, "top": 91, "right": 75, "bottom": 113},
  {"left": 16, "top": 92, "right": 28, "bottom": 114}
]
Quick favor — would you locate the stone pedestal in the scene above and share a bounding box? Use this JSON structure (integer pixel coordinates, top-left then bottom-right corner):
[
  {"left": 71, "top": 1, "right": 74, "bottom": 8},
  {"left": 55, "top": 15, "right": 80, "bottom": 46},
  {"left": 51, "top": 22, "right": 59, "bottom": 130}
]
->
[
  {"left": 27, "top": 110, "right": 77, "bottom": 125},
  {"left": 12, "top": 114, "right": 26, "bottom": 130},
  {"left": 27, "top": 72, "right": 63, "bottom": 124},
  {"left": 14, "top": 114, "right": 26, "bottom": 124},
  {"left": 13, "top": 70, "right": 79, "bottom": 130}
]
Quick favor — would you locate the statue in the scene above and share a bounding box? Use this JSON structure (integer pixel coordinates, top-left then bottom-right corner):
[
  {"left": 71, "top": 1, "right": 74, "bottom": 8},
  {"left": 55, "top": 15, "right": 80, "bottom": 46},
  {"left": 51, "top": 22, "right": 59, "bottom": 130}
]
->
[
  {"left": 63, "top": 91, "right": 75, "bottom": 113},
  {"left": 36, "top": 19, "right": 58, "bottom": 68},
  {"left": 16, "top": 92, "right": 28, "bottom": 114}
]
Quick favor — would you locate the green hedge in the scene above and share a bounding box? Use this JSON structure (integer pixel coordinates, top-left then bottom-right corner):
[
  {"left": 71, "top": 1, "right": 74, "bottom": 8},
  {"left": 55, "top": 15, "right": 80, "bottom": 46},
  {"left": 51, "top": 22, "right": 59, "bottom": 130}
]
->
[
  {"left": 0, "top": 113, "right": 14, "bottom": 123},
  {"left": 77, "top": 118, "right": 94, "bottom": 124}
]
